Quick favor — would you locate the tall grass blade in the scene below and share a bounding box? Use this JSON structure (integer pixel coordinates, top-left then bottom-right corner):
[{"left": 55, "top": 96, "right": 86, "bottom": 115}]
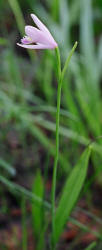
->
[
  {"left": 0, "top": 158, "right": 16, "bottom": 176},
  {"left": 54, "top": 147, "right": 91, "bottom": 243},
  {"left": 85, "top": 241, "right": 97, "bottom": 250},
  {"left": 0, "top": 175, "right": 50, "bottom": 209}
]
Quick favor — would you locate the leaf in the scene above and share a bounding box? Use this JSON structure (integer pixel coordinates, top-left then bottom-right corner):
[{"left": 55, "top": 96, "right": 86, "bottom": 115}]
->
[
  {"left": 0, "top": 175, "right": 50, "bottom": 209},
  {"left": 54, "top": 147, "right": 91, "bottom": 243},
  {"left": 85, "top": 241, "right": 97, "bottom": 250},
  {"left": 0, "top": 158, "right": 16, "bottom": 176},
  {"left": 69, "top": 217, "right": 102, "bottom": 239},
  {"left": 35, "top": 117, "right": 102, "bottom": 156}
]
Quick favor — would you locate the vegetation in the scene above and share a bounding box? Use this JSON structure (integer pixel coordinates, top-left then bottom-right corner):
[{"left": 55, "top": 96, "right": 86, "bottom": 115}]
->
[{"left": 0, "top": 0, "right": 102, "bottom": 249}]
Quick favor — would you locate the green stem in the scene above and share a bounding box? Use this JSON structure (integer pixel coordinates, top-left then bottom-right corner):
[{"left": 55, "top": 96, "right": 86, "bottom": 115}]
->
[
  {"left": 61, "top": 41, "right": 78, "bottom": 82},
  {"left": 55, "top": 47, "right": 61, "bottom": 80},
  {"left": 51, "top": 42, "right": 78, "bottom": 249},
  {"left": 51, "top": 47, "right": 61, "bottom": 249}
]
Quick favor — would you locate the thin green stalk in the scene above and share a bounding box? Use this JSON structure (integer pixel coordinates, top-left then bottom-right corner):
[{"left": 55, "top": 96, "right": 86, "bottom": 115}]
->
[
  {"left": 55, "top": 47, "right": 61, "bottom": 80},
  {"left": 51, "top": 43, "right": 78, "bottom": 249},
  {"left": 51, "top": 47, "right": 61, "bottom": 249}
]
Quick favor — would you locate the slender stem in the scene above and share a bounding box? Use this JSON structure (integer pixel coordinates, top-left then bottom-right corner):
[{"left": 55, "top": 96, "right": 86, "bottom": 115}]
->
[
  {"left": 51, "top": 43, "right": 78, "bottom": 249},
  {"left": 55, "top": 46, "right": 61, "bottom": 80},
  {"left": 51, "top": 47, "right": 61, "bottom": 249}
]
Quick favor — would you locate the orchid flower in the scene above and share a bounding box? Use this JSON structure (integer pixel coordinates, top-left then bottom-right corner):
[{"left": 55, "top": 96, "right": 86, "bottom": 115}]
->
[{"left": 17, "top": 14, "right": 58, "bottom": 50}]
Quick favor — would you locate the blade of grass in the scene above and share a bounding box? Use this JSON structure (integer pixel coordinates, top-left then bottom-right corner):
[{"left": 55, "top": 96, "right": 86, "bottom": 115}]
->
[
  {"left": 0, "top": 158, "right": 16, "bottom": 176},
  {"left": 34, "top": 117, "right": 102, "bottom": 155},
  {"left": 54, "top": 147, "right": 91, "bottom": 244},
  {"left": 29, "top": 105, "right": 78, "bottom": 121},
  {"left": 0, "top": 175, "right": 50, "bottom": 209},
  {"left": 20, "top": 113, "right": 70, "bottom": 171},
  {"left": 77, "top": 206, "right": 102, "bottom": 225},
  {"left": 69, "top": 217, "right": 102, "bottom": 240},
  {"left": 82, "top": 164, "right": 102, "bottom": 195},
  {"left": 85, "top": 241, "right": 97, "bottom": 250}
]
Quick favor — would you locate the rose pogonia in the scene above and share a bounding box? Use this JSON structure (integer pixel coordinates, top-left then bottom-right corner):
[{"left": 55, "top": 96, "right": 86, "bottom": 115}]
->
[{"left": 17, "top": 14, "right": 58, "bottom": 50}]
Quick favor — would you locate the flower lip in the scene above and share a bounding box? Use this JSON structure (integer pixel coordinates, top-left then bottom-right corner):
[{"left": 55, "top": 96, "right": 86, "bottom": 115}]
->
[
  {"left": 17, "top": 14, "right": 58, "bottom": 50},
  {"left": 21, "top": 36, "right": 33, "bottom": 45}
]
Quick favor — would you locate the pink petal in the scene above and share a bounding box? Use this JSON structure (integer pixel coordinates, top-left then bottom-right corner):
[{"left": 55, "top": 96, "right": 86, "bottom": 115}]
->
[
  {"left": 31, "top": 14, "right": 58, "bottom": 48},
  {"left": 17, "top": 43, "right": 54, "bottom": 50},
  {"left": 31, "top": 14, "right": 50, "bottom": 35},
  {"left": 25, "top": 25, "right": 52, "bottom": 45}
]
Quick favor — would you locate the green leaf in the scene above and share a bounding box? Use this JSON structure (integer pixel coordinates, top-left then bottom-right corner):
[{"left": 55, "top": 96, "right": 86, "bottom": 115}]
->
[
  {"left": 0, "top": 175, "right": 50, "bottom": 209},
  {"left": 54, "top": 147, "right": 91, "bottom": 243},
  {"left": 85, "top": 241, "right": 97, "bottom": 250},
  {"left": 32, "top": 170, "right": 44, "bottom": 240},
  {"left": 0, "top": 158, "right": 16, "bottom": 176},
  {"left": 69, "top": 217, "right": 102, "bottom": 240}
]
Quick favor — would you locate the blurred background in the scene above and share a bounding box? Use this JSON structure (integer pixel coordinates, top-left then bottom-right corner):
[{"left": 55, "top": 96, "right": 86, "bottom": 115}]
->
[{"left": 0, "top": 0, "right": 102, "bottom": 249}]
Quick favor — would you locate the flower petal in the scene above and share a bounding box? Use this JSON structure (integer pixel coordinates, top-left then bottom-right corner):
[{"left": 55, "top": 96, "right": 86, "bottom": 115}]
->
[
  {"left": 31, "top": 14, "right": 50, "bottom": 35},
  {"left": 17, "top": 43, "right": 54, "bottom": 50},
  {"left": 25, "top": 25, "right": 52, "bottom": 45},
  {"left": 25, "top": 26, "right": 42, "bottom": 43},
  {"left": 17, "top": 14, "right": 58, "bottom": 50},
  {"left": 31, "top": 14, "right": 58, "bottom": 48}
]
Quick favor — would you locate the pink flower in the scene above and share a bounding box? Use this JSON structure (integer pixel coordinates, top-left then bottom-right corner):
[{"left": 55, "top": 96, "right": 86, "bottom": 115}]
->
[{"left": 17, "top": 14, "right": 58, "bottom": 50}]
